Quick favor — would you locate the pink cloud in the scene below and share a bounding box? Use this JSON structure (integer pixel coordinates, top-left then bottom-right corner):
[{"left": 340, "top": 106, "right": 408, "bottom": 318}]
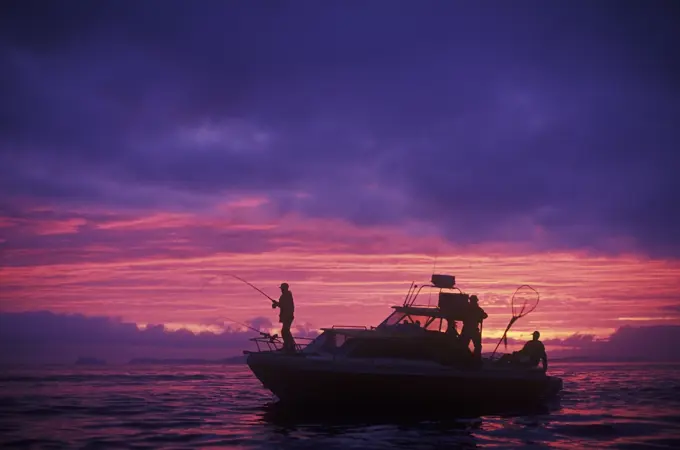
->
[{"left": 1, "top": 204, "right": 679, "bottom": 342}]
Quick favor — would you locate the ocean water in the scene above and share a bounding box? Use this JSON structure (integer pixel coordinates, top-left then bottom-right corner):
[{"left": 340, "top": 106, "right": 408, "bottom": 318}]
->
[{"left": 1, "top": 362, "right": 679, "bottom": 449}]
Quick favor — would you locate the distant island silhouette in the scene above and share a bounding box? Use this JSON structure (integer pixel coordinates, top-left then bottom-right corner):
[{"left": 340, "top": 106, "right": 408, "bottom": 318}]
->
[
  {"left": 75, "top": 357, "right": 107, "bottom": 365},
  {"left": 127, "top": 355, "right": 247, "bottom": 365},
  {"left": 549, "top": 355, "right": 680, "bottom": 363}
]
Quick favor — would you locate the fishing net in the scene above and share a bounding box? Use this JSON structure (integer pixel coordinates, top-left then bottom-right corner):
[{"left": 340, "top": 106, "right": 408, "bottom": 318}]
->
[
  {"left": 491, "top": 284, "right": 540, "bottom": 357},
  {"left": 511, "top": 284, "right": 540, "bottom": 320}
]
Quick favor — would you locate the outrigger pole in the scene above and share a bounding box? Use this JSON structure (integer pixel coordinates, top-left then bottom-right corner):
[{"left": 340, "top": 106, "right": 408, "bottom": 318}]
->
[
  {"left": 402, "top": 282, "right": 415, "bottom": 306},
  {"left": 490, "top": 284, "right": 540, "bottom": 359}
]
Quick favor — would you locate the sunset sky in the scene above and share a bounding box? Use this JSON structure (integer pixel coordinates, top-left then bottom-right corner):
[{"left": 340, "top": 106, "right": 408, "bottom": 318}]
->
[{"left": 1, "top": 1, "right": 679, "bottom": 360}]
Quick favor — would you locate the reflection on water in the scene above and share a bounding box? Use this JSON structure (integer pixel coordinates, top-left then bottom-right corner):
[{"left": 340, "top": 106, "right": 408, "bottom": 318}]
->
[
  {"left": 260, "top": 397, "right": 562, "bottom": 426},
  {"left": 0, "top": 363, "right": 679, "bottom": 448}
]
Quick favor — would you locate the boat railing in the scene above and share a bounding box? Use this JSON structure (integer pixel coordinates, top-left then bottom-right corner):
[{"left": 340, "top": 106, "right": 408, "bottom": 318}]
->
[
  {"left": 249, "top": 336, "right": 280, "bottom": 352},
  {"left": 248, "top": 335, "right": 314, "bottom": 353},
  {"left": 331, "top": 325, "right": 368, "bottom": 329}
]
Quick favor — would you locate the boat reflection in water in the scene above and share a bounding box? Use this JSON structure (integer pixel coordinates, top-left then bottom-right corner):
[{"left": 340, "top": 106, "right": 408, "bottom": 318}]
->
[
  {"left": 244, "top": 274, "right": 563, "bottom": 411},
  {"left": 259, "top": 397, "right": 563, "bottom": 431}
]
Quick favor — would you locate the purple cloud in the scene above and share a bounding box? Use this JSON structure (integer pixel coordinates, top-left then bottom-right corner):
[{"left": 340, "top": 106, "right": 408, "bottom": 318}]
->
[
  {"left": 485, "top": 326, "right": 680, "bottom": 361},
  {"left": 1, "top": 311, "right": 678, "bottom": 364},
  {"left": 1, "top": 1, "right": 679, "bottom": 256},
  {"left": 0, "top": 311, "right": 319, "bottom": 364}
]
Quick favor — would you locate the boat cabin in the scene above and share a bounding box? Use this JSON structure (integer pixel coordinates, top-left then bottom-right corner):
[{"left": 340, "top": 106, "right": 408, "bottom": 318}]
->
[{"left": 298, "top": 274, "right": 483, "bottom": 366}]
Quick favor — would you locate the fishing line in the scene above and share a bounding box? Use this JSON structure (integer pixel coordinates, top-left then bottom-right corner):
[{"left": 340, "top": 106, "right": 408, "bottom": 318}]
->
[
  {"left": 226, "top": 273, "right": 277, "bottom": 304},
  {"left": 223, "top": 316, "right": 264, "bottom": 334},
  {"left": 222, "top": 316, "right": 279, "bottom": 341},
  {"left": 197, "top": 272, "right": 283, "bottom": 342},
  {"left": 199, "top": 272, "right": 277, "bottom": 304}
]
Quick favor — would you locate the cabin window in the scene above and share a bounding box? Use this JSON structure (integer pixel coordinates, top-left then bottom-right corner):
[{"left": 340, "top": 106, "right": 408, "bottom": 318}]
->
[
  {"left": 303, "top": 332, "right": 354, "bottom": 353},
  {"left": 424, "top": 317, "right": 446, "bottom": 331},
  {"left": 302, "top": 332, "right": 329, "bottom": 353},
  {"left": 400, "top": 315, "right": 440, "bottom": 330},
  {"left": 334, "top": 333, "right": 352, "bottom": 348},
  {"left": 379, "top": 312, "right": 449, "bottom": 333},
  {"left": 379, "top": 311, "right": 407, "bottom": 327}
]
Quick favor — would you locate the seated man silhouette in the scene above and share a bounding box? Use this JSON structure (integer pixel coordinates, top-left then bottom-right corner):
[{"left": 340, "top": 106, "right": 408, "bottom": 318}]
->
[{"left": 500, "top": 331, "right": 548, "bottom": 371}]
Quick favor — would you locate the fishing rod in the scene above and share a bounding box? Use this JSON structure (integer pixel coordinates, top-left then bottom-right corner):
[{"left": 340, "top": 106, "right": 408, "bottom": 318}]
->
[
  {"left": 223, "top": 317, "right": 279, "bottom": 342},
  {"left": 223, "top": 317, "right": 314, "bottom": 344},
  {"left": 226, "top": 274, "right": 278, "bottom": 305},
  {"left": 198, "top": 273, "right": 282, "bottom": 342},
  {"left": 199, "top": 273, "right": 279, "bottom": 305}
]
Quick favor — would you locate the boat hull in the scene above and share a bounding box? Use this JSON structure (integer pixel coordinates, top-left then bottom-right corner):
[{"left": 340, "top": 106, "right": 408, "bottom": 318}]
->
[{"left": 247, "top": 352, "right": 562, "bottom": 409}]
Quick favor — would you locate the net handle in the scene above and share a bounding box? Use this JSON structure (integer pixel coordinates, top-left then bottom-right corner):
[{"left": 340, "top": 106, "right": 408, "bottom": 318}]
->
[{"left": 491, "top": 284, "right": 540, "bottom": 359}]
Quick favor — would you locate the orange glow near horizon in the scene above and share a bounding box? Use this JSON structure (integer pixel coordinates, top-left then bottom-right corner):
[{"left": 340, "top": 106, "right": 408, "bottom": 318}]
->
[{"left": 1, "top": 204, "right": 680, "bottom": 343}]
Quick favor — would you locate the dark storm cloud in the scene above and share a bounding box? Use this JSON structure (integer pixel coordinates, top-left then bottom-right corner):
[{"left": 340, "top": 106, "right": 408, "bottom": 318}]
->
[{"left": 1, "top": 1, "right": 679, "bottom": 255}]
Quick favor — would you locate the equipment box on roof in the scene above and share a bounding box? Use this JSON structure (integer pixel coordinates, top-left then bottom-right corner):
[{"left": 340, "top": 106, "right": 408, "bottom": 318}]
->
[
  {"left": 431, "top": 274, "right": 455, "bottom": 289},
  {"left": 438, "top": 293, "right": 469, "bottom": 320}
]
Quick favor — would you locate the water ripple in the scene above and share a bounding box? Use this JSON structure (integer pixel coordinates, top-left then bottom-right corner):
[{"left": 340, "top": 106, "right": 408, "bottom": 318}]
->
[{"left": 1, "top": 362, "right": 679, "bottom": 448}]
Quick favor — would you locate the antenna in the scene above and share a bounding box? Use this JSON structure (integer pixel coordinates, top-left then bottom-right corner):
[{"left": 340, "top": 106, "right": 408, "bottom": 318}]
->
[{"left": 429, "top": 255, "right": 438, "bottom": 306}]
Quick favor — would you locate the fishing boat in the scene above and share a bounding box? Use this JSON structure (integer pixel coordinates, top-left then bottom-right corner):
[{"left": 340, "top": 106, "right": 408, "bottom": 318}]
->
[{"left": 244, "top": 274, "right": 563, "bottom": 409}]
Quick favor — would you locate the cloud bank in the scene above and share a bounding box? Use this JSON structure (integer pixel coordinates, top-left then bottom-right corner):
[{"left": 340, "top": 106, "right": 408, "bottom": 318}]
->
[
  {"left": 484, "top": 326, "right": 680, "bottom": 361},
  {"left": 0, "top": 311, "right": 318, "bottom": 364},
  {"left": 1, "top": 312, "right": 679, "bottom": 364}
]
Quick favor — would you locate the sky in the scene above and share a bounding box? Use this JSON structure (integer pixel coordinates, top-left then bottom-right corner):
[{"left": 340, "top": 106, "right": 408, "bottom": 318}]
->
[{"left": 1, "top": 1, "right": 679, "bottom": 362}]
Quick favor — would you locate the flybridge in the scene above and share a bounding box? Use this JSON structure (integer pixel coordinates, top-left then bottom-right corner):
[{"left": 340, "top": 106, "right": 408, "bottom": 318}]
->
[
  {"left": 402, "top": 273, "right": 461, "bottom": 307},
  {"left": 398, "top": 274, "right": 473, "bottom": 322}
]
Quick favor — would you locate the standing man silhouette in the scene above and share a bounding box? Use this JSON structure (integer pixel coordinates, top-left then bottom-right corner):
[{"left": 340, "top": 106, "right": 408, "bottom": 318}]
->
[
  {"left": 461, "top": 295, "right": 488, "bottom": 360},
  {"left": 272, "top": 282, "right": 296, "bottom": 352}
]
